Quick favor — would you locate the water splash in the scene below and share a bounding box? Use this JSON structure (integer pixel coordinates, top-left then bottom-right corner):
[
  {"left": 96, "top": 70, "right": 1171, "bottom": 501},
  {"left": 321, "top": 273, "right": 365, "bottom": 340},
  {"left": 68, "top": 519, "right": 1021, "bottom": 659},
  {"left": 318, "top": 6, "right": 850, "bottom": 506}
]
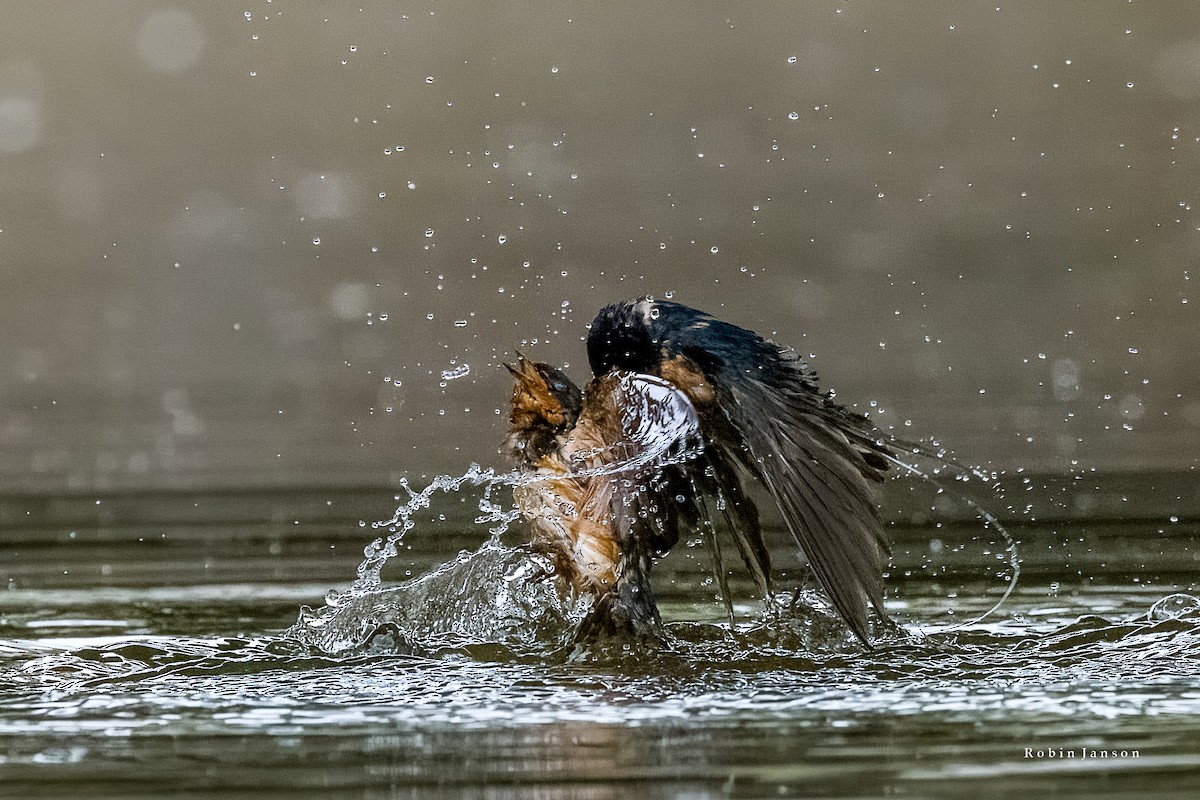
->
[
  {"left": 288, "top": 377, "right": 719, "bottom": 656},
  {"left": 344, "top": 463, "right": 519, "bottom": 600},
  {"left": 300, "top": 396, "right": 1025, "bottom": 661},
  {"left": 27, "top": 591, "right": 1200, "bottom": 688},
  {"left": 291, "top": 540, "right": 586, "bottom": 657},
  {"left": 881, "top": 440, "right": 1022, "bottom": 630},
  {"left": 351, "top": 374, "right": 707, "bottom": 601}
]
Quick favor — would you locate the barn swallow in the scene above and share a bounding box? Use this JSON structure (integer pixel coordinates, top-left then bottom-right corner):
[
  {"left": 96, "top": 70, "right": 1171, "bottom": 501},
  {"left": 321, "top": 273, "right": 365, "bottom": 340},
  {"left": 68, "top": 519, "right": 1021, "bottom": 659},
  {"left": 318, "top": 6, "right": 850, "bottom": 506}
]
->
[{"left": 504, "top": 297, "right": 893, "bottom": 644}]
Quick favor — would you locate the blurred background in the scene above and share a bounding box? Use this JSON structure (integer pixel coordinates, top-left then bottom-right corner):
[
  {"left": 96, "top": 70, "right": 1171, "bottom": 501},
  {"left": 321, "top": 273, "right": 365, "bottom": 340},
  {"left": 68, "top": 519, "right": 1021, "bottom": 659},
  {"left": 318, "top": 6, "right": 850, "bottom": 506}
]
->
[{"left": 1, "top": 1, "right": 1197, "bottom": 492}]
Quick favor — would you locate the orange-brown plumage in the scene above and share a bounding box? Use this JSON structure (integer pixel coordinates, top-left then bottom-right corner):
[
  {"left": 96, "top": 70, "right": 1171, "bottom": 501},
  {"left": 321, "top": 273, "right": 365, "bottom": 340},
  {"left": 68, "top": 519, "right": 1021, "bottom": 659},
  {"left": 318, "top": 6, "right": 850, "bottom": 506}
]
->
[{"left": 503, "top": 355, "right": 698, "bottom": 639}]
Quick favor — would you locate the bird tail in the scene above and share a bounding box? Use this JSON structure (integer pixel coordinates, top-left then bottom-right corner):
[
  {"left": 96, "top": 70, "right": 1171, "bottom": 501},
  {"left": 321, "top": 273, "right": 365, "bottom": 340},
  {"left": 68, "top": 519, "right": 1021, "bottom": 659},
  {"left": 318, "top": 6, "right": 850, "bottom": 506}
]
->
[{"left": 573, "top": 555, "right": 664, "bottom": 643}]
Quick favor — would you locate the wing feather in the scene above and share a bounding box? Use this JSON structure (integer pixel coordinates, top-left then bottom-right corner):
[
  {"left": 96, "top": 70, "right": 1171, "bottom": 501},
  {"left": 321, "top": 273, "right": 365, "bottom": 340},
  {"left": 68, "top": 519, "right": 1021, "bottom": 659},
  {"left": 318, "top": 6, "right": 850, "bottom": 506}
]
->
[
  {"left": 588, "top": 299, "right": 891, "bottom": 643},
  {"left": 720, "top": 347, "right": 888, "bottom": 643}
]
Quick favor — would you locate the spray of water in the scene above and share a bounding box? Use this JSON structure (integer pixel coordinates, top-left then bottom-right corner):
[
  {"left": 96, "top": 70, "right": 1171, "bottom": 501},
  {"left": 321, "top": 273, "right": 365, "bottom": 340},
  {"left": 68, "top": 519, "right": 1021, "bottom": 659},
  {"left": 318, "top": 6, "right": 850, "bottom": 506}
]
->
[
  {"left": 311, "top": 397, "right": 1018, "bottom": 653},
  {"left": 320, "top": 378, "right": 708, "bottom": 619},
  {"left": 290, "top": 421, "right": 711, "bottom": 654},
  {"left": 337, "top": 463, "right": 520, "bottom": 603},
  {"left": 880, "top": 440, "right": 1022, "bottom": 631}
]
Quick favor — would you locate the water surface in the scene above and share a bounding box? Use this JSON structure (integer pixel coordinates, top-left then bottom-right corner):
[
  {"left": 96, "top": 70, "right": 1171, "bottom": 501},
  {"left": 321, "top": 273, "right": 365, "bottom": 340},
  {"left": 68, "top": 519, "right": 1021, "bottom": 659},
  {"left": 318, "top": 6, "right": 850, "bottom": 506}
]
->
[{"left": 2, "top": 473, "right": 1198, "bottom": 798}]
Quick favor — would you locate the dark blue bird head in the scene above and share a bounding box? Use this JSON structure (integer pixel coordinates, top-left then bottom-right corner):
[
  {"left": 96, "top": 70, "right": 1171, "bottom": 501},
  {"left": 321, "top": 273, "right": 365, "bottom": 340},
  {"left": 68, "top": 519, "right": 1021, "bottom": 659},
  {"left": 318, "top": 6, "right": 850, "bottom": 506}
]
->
[
  {"left": 588, "top": 297, "right": 777, "bottom": 382},
  {"left": 587, "top": 299, "right": 660, "bottom": 376}
]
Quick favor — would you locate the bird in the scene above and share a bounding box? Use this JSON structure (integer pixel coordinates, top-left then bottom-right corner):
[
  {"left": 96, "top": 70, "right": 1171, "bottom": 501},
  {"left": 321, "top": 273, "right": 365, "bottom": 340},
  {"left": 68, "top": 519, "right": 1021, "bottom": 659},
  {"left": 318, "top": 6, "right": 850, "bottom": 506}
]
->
[
  {"left": 503, "top": 297, "right": 893, "bottom": 644},
  {"left": 502, "top": 355, "right": 701, "bottom": 640}
]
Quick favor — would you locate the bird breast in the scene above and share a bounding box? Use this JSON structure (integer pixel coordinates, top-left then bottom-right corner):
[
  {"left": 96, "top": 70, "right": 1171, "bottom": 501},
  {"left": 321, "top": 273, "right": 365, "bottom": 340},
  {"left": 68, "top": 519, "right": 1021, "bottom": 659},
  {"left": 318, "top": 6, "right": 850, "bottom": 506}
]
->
[{"left": 511, "top": 372, "right": 701, "bottom": 595}]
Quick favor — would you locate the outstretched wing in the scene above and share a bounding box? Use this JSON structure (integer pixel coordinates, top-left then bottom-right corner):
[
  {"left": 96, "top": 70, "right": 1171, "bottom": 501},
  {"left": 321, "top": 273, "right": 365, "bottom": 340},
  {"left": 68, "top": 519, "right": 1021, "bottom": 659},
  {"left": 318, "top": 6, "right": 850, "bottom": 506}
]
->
[{"left": 588, "top": 299, "right": 890, "bottom": 643}]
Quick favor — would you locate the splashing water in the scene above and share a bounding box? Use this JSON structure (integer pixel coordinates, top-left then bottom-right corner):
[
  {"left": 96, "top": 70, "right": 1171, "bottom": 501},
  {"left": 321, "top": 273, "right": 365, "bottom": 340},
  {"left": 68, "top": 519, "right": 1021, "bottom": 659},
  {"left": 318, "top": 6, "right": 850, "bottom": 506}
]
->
[
  {"left": 345, "top": 375, "right": 706, "bottom": 606},
  {"left": 344, "top": 421, "right": 705, "bottom": 602},
  {"left": 289, "top": 355, "right": 1042, "bottom": 659},
  {"left": 345, "top": 463, "right": 519, "bottom": 599},
  {"left": 290, "top": 417, "right": 1028, "bottom": 662},
  {"left": 880, "top": 440, "right": 1023, "bottom": 632},
  {"left": 291, "top": 382, "right": 715, "bottom": 656}
]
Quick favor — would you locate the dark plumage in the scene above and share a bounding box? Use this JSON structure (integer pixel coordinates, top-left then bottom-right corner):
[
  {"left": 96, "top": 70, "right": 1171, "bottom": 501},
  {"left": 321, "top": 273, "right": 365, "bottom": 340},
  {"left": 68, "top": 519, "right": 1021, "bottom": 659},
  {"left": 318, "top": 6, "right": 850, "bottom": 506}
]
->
[{"left": 587, "top": 298, "right": 892, "bottom": 643}]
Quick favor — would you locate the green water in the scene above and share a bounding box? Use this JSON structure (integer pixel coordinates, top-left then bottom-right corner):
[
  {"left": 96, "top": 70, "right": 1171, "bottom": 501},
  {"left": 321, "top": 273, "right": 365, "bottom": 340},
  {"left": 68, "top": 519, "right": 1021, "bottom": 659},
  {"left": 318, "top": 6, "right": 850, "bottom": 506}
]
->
[{"left": 1, "top": 474, "right": 1198, "bottom": 798}]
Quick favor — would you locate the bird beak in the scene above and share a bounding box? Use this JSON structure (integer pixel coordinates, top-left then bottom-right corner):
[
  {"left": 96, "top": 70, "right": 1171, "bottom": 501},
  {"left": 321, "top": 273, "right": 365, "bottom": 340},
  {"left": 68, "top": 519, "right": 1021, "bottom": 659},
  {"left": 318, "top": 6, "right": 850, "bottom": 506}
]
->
[{"left": 503, "top": 352, "right": 537, "bottom": 383}]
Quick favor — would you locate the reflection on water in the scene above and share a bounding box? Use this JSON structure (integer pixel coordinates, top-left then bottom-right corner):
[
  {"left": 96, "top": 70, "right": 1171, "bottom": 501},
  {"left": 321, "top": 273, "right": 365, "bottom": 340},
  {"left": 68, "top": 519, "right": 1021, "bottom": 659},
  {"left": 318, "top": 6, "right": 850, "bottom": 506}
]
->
[{"left": 1, "top": 475, "right": 1198, "bottom": 797}]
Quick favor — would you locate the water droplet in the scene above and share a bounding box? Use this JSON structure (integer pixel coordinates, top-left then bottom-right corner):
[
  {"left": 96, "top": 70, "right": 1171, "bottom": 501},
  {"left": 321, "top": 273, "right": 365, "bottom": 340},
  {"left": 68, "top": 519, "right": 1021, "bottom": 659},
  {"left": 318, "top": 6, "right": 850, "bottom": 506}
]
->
[
  {"left": 441, "top": 364, "right": 471, "bottom": 381},
  {"left": 311, "top": 237, "right": 321, "bottom": 245},
  {"left": 788, "top": 111, "right": 799, "bottom": 120},
  {"left": 425, "top": 76, "right": 434, "bottom": 84},
  {"left": 497, "top": 234, "right": 507, "bottom": 244},
  {"left": 709, "top": 245, "right": 718, "bottom": 254}
]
